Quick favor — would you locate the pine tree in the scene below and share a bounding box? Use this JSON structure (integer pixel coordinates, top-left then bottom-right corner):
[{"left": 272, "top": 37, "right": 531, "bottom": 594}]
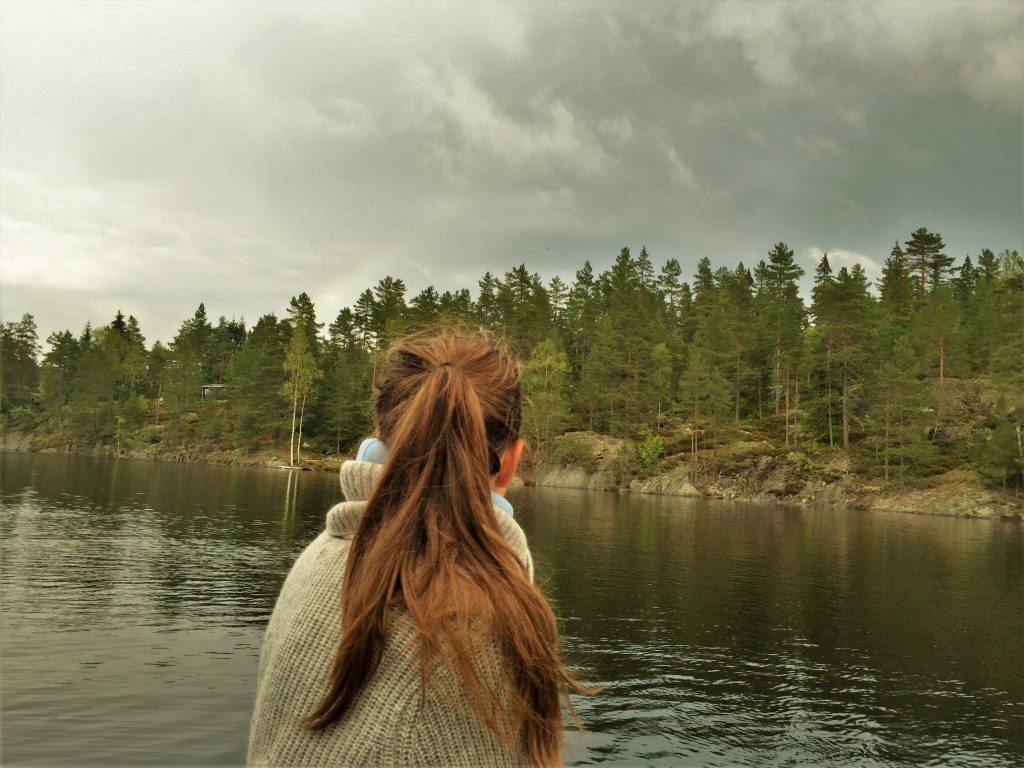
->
[
  {"left": 287, "top": 293, "right": 323, "bottom": 350},
  {"left": 226, "top": 314, "right": 290, "bottom": 447},
  {"left": 677, "top": 343, "right": 731, "bottom": 479},
  {"left": 208, "top": 317, "right": 246, "bottom": 385},
  {"left": 829, "top": 265, "right": 875, "bottom": 449},
  {"left": 977, "top": 248, "right": 999, "bottom": 283},
  {"left": 437, "top": 289, "right": 474, "bottom": 323},
  {"left": 547, "top": 276, "right": 568, "bottom": 332},
  {"left": 952, "top": 255, "right": 977, "bottom": 307},
  {"left": 810, "top": 254, "right": 837, "bottom": 445},
  {"left": 879, "top": 242, "right": 915, "bottom": 329},
  {"left": 371, "top": 277, "right": 407, "bottom": 348},
  {"left": 522, "top": 338, "right": 572, "bottom": 454},
  {"left": 476, "top": 272, "right": 501, "bottom": 329},
  {"left": 67, "top": 324, "right": 120, "bottom": 441},
  {"left": 868, "top": 325, "right": 924, "bottom": 484},
  {"left": 914, "top": 285, "right": 960, "bottom": 385},
  {"left": 40, "top": 330, "right": 80, "bottom": 430},
  {"left": 657, "top": 258, "right": 685, "bottom": 322},
  {"left": 0, "top": 314, "right": 40, "bottom": 414},
  {"left": 565, "top": 261, "right": 599, "bottom": 375},
  {"left": 691, "top": 257, "right": 717, "bottom": 328},
  {"left": 164, "top": 304, "right": 213, "bottom": 415},
  {"left": 755, "top": 243, "right": 806, "bottom": 443},
  {"left": 498, "top": 265, "right": 552, "bottom": 356},
  {"left": 352, "top": 289, "right": 376, "bottom": 350},
  {"left": 409, "top": 286, "right": 441, "bottom": 329},
  {"left": 324, "top": 308, "right": 373, "bottom": 453},
  {"left": 717, "top": 266, "right": 755, "bottom": 422},
  {"left": 990, "top": 250, "right": 1024, "bottom": 396},
  {"left": 904, "top": 227, "right": 950, "bottom": 300},
  {"left": 636, "top": 246, "right": 655, "bottom": 289}
]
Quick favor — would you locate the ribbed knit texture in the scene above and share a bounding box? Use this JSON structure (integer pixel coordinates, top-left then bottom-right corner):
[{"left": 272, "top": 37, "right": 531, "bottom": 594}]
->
[{"left": 247, "top": 460, "right": 534, "bottom": 767}]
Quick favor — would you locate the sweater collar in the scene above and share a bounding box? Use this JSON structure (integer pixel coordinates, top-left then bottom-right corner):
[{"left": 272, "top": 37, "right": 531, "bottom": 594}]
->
[
  {"left": 327, "top": 459, "right": 533, "bottom": 580},
  {"left": 354, "top": 437, "right": 514, "bottom": 517}
]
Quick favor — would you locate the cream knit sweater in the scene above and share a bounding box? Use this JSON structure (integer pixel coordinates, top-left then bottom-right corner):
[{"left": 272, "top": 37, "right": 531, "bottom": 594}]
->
[{"left": 247, "top": 460, "right": 534, "bottom": 767}]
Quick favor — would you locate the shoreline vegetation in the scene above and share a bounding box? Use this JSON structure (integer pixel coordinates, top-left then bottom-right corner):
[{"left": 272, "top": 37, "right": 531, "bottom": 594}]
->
[
  {"left": 2, "top": 430, "right": 1019, "bottom": 521},
  {"left": 2, "top": 235, "right": 1021, "bottom": 519}
]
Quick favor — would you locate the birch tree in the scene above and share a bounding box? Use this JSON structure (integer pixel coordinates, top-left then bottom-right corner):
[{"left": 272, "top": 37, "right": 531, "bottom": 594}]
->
[{"left": 282, "top": 318, "right": 321, "bottom": 466}]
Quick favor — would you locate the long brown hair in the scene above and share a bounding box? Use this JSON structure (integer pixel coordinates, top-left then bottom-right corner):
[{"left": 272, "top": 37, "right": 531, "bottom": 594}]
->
[{"left": 305, "top": 330, "right": 586, "bottom": 766}]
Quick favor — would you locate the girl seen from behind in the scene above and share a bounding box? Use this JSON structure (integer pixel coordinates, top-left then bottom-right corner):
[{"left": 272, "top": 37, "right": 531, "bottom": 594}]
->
[{"left": 248, "top": 330, "right": 588, "bottom": 767}]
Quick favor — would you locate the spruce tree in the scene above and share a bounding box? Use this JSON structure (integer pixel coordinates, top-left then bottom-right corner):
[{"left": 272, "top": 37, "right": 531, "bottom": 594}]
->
[
  {"left": 0, "top": 314, "right": 40, "bottom": 414},
  {"left": 476, "top": 272, "right": 500, "bottom": 329},
  {"left": 371, "top": 277, "right": 407, "bottom": 348},
  {"left": 879, "top": 242, "right": 915, "bottom": 329},
  {"left": 755, "top": 242, "right": 805, "bottom": 442},
  {"left": 40, "top": 330, "right": 80, "bottom": 430},
  {"left": 565, "top": 261, "right": 599, "bottom": 375},
  {"left": 409, "top": 286, "right": 441, "bottom": 329}
]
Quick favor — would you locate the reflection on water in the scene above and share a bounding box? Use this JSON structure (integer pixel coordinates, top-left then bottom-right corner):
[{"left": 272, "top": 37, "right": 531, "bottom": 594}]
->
[
  {"left": 1, "top": 452, "right": 1022, "bottom": 766},
  {"left": 0, "top": 453, "right": 331, "bottom": 766}
]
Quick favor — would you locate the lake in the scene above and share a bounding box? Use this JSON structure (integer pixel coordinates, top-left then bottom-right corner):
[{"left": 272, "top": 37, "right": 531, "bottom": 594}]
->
[{"left": 1, "top": 452, "right": 1021, "bottom": 766}]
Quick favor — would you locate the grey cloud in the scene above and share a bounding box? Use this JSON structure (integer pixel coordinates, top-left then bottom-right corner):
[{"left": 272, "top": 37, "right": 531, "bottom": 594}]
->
[{"left": 1, "top": 0, "right": 1020, "bottom": 344}]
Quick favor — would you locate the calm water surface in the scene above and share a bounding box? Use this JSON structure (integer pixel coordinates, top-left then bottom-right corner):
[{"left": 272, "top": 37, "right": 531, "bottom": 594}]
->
[{"left": 1, "top": 452, "right": 1022, "bottom": 766}]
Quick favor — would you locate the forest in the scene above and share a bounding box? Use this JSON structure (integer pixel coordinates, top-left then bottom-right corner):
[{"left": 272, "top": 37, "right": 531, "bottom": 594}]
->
[{"left": 2, "top": 228, "right": 1022, "bottom": 493}]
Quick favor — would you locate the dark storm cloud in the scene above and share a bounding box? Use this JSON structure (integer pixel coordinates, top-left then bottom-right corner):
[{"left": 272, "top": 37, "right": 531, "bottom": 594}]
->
[{"left": 1, "top": 1, "right": 1020, "bottom": 344}]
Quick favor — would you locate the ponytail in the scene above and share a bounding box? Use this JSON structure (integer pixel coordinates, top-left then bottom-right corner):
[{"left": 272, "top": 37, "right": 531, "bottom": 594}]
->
[{"left": 304, "top": 332, "right": 586, "bottom": 767}]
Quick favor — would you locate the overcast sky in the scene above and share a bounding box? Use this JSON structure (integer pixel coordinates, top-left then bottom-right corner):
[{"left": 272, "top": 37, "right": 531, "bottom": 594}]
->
[{"left": 2, "top": 1, "right": 1021, "bottom": 346}]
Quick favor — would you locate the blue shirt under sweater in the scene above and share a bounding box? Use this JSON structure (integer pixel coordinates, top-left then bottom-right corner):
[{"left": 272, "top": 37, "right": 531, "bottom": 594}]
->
[{"left": 355, "top": 437, "right": 515, "bottom": 518}]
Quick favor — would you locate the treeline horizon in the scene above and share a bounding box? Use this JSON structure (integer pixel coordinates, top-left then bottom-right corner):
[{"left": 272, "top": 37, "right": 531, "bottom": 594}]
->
[{"left": 2, "top": 228, "right": 1022, "bottom": 491}]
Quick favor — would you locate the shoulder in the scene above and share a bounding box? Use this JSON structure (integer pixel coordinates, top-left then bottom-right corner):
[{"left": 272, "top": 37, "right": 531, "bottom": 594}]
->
[{"left": 494, "top": 511, "right": 535, "bottom": 583}]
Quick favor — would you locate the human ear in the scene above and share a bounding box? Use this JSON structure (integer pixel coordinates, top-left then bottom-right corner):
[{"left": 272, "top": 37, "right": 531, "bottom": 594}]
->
[{"left": 494, "top": 438, "right": 526, "bottom": 492}]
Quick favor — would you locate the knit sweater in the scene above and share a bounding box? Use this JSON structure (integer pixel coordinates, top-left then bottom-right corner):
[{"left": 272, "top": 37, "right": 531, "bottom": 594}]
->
[{"left": 247, "top": 460, "right": 535, "bottom": 767}]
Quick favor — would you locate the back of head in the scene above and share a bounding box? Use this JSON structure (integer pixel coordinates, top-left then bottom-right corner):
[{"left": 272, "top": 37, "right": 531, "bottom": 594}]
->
[
  {"left": 306, "top": 329, "right": 581, "bottom": 767},
  {"left": 374, "top": 330, "right": 522, "bottom": 502}
]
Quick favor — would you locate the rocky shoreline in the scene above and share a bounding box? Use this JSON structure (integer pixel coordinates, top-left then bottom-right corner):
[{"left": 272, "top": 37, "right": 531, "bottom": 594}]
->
[
  {"left": 3, "top": 429, "right": 1020, "bottom": 521},
  {"left": 529, "top": 432, "right": 1022, "bottom": 521},
  {"left": 0, "top": 430, "right": 345, "bottom": 473}
]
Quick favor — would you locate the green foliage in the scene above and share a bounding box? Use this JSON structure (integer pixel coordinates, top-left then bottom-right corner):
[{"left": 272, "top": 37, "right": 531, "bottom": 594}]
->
[
  {"left": 9, "top": 234, "right": 1020, "bottom": 500},
  {"left": 905, "top": 227, "right": 951, "bottom": 301},
  {"left": 522, "top": 338, "right": 572, "bottom": 452},
  {"left": 8, "top": 406, "right": 39, "bottom": 431},
  {"left": 636, "top": 428, "right": 665, "bottom": 472},
  {"left": 978, "top": 413, "right": 1023, "bottom": 492},
  {"left": 609, "top": 442, "right": 640, "bottom": 486},
  {"left": 547, "top": 437, "right": 600, "bottom": 473},
  {"left": 1, "top": 314, "right": 40, "bottom": 413}
]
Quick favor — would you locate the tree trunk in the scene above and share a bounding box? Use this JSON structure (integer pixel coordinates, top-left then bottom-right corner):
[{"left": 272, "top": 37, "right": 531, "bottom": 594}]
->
[
  {"left": 939, "top": 336, "right": 945, "bottom": 383},
  {"left": 297, "top": 391, "right": 307, "bottom": 464},
  {"left": 335, "top": 395, "right": 343, "bottom": 455},
  {"left": 289, "top": 376, "right": 299, "bottom": 467},
  {"left": 757, "top": 369, "right": 762, "bottom": 420},
  {"left": 711, "top": 414, "right": 718, "bottom": 475},
  {"left": 826, "top": 342, "right": 834, "bottom": 448},
  {"left": 734, "top": 342, "right": 741, "bottom": 423},
  {"left": 784, "top": 369, "right": 790, "bottom": 447},
  {"left": 884, "top": 396, "right": 890, "bottom": 483},
  {"left": 842, "top": 358, "right": 850, "bottom": 451},
  {"left": 794, "top": 379, "right": 800, "bottom": 447},
  {"left": 691, "top": 400, "right": 698, "bottom": 481},
  {"left": 774, "top": 342, "right": 781, "bottom": 415}
]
